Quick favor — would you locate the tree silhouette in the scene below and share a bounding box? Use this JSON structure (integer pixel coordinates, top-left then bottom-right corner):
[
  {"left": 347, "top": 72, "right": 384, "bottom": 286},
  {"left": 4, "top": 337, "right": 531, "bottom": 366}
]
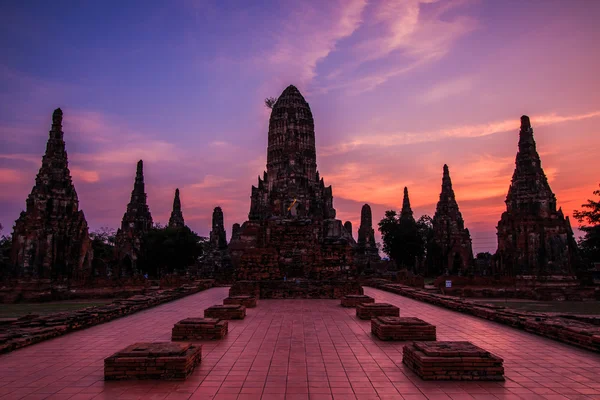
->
[{"left": 574, "top": 184, "right": 600, "bottom": 266}]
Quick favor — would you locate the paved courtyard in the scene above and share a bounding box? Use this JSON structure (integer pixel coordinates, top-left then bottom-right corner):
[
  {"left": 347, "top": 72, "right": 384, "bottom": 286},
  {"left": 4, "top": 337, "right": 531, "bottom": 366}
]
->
[{"left": 1, "top": 287, "right": 600, "bottom": 400}]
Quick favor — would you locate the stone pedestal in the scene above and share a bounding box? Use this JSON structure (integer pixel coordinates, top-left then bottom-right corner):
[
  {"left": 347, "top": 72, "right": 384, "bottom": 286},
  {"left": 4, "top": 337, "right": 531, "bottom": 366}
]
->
[
  {"left": 104, "top": 342, "right": 202, "bottom": 380},
  {"left": 172, "top": 318, "right": 228, "bottom": 341},
  {"left": 204, "top": 304, "right": 246, "bottom": 319},
  {"left": 341, "top": 294, "right": 375, "bottom": 307},
  {"left": 372, "top": 317, "right": 436, "bottom": 341},
  {"left": 402, "top": 341, "right": 504, "bottom": 381},
  {"left": 223, "top": 295, "right": 257, "bottom": 308},
  {"left": 356, "top": 303, "right": 399, "bottom": 320}
]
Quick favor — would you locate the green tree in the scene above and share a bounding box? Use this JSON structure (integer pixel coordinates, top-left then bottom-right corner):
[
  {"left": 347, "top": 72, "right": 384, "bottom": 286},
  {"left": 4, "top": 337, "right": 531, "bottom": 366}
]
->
[
  {"left": 89, "top": 227, "right": 116, "bottom": 277},
  {"left": 140, "top": 225, "right": 207, "bottom": 278},
  {"left": 574, "top": 184, "right": 600, "bottom": 266},
  {"left": 378, "top": 211, "right": 427, "bottom": 273}
]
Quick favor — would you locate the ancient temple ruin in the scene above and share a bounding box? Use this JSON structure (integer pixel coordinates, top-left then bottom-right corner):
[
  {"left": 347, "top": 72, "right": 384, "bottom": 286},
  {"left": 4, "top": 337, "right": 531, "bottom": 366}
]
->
[
  {"left": 10, "top": 108, "right": 93, "bottom": 281},
  {"left": 495, "top": 116, "right": 578, "bottom": 276},
  {"left": 428, "top": 165, "right": 474, "bottom": 276},
  {"left": 229, "top": 85, "right": 358, "bottom": 297},
  {"left": 199, "top": 207, "right": 233, "bottom": 280},
  {"left": 168, "top": 188, "right": 185, "bottom": 228},
  {"left": 355, "top": 204, "right": 380, "bottom": 272},
  {"left": 114, "top": 160, "right": 153, "bottom": 276},
  {"left": 400, "top": 187, "right": 414, "bottom": 224}
]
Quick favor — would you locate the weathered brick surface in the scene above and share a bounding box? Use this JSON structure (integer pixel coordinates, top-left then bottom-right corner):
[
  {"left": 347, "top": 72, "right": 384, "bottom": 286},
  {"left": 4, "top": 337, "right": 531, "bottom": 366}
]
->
[
  {"left": 0, "top": 280, "right": 214, "bottom": 354},
  {"left": 223, "top": 295, "right": 257, "bottom": 308},
  {"left": 204, "top": 304, "right": 246, "bottom": 320},
  {"left": 229, "top": 280, "right": 363, "bottom": 299},
  {"left": 375, "top": 282, "right": 600, "bottom": 353},
  {"left": 341, "top": 294, "right": 374, "bottom": 307},
  {"left": 171, "top": 318, "right": 228, "bottom": 341},
  {"left": 104, "top": 342, "right": 202, "bottom": 380},
  {"left": 402, "top": 341, "right": 504, "bottom": 381},
  {"left": 356, "top": 303, "right": 399, "bottom": 320},
  {"left": 372, "top": 317, "right": 436, "bottom": 341}
]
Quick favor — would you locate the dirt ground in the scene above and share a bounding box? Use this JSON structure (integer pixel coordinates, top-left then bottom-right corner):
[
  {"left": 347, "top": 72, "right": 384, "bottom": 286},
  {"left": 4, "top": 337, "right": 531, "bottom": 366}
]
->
[
  {"left": 0, "top": 299, "right": 114, "bottom": 318},
  {"left": 471, "top": 298, "right": 600, "bottom": 315}
]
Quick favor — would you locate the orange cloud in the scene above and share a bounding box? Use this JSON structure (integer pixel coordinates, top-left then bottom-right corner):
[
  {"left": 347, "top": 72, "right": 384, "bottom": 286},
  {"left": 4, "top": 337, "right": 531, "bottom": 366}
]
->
[{"left": 70, "top": 167, "right": 100, "bottom": 183}]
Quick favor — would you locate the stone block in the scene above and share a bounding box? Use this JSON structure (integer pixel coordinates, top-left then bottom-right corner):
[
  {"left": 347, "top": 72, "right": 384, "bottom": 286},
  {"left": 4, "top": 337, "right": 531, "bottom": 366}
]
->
[
  {"left": 356, "top": 303, "right": 399, "bottom": 320},
  {"left": 223, "top": 295, "right": 257, "bottom": 308},
  {"left": 171, "top": 318, "right": 228, "bottom": 341},
  {"left": 402, "top": 341, "right": 504, "bottom": 381},
  {"left": 341, "top": 294, "right": 374, "bottom": 307},
  {"left": 104, "top": 342, "right": 202, "bottom": 380},
  {"left": 371, "top": 317, "right": 436, "bottom": 341},
  {"left": 204, "top": 304, "right": 246, "bottom": 320}
]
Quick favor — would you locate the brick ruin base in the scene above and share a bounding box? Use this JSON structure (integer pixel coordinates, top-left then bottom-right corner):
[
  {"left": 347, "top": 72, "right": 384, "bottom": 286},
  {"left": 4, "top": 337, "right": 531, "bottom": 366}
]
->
[
  {"left": 223, "top": 295, "right": 257, "bottom": 308},
  {"left": 229, "top": 280, "right": 363, "bottom": 299},
  {"left": 375, "top": 282, "right": 600, "bottom": 353},
  {"left": 372, "top": 317, "right": 436, "bottom": 341},
  {"left": 356, "top": 303, "right": 399, "bottom": 320},
  {"left": 104, "top": 342, "right": 202, "bottom": 380},
  {"left": 403, "top": 341, "right": 504, "bottom": 381},
  {"left": 341, "top": 294, "right": 374, "bottom": 307},
  {"left": 171, "top": 318, "right": 228, "bottom": 341},
  {"left": 204, "top": 304, "right": 246, "bottom": 320}
]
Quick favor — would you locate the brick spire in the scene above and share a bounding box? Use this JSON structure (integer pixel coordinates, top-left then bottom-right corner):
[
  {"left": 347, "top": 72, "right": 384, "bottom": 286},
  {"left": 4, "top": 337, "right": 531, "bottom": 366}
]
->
[
  {"left": 400, "top": 186, "right": 414, "bottom": 222},
  {"left": 11, "top": 108, "right": 93, "bottom": 280},
  {"left": 168, "top": 188, "right": 185, "bottom": 228}
]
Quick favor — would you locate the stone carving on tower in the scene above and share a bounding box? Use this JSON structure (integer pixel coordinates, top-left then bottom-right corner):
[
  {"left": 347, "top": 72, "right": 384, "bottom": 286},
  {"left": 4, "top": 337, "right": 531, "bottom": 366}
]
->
[
  {"left": 10, "top": 108, "right": 93, "bottom": 281},
  {"left": 229, "top": 85, "right": 356, "bottom": 292},
  {"left": 495, "top": 116, "right": 578, "bottom": 276},
  {"left": 168, "top": 188, "right": 185, "bottom": 228},
  {"left": 115, "top": 160, "right": 153, "bottom": 276},
  {"left": 428, "top": 165, "right": 474, "bottom": 276}
]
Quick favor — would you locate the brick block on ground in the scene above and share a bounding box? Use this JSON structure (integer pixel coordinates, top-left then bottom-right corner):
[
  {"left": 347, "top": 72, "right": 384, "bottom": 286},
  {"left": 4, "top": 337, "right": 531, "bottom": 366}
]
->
[
  {"left": 204, "top": 304, "right": 246, "bottom": 319},
  {"left": 104, "top": 342, "right": 202, "bottom": 380},
  {"left": 372, "top": 317, "right": 436, "bottom": 341},
  {"left": 356, "top": 302, "right": 399, "bottom": 320},
  {"left": 402, "top": 341, "right": 504, "bottom": 381},
  {"left": 223, "top": 295, "right": 257, "bottom": 308},
  {"left": 171, "top": 318, "right": 228, "bottom": 341},
  {"left": 341, "top": 294, "right": 374, "bottom": 307}
]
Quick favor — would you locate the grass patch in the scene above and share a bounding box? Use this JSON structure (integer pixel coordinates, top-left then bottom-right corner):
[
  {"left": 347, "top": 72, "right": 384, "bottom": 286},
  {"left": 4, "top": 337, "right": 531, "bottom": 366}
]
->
[{"left": 0, "top": 300, "right": 114, "bottom": 318}]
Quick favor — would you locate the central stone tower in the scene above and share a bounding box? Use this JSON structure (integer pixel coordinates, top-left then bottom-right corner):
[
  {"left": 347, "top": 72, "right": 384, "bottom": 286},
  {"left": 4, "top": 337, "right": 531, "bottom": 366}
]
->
[{"left": 230, "top": 85, "right": 358, "bottom": 298}]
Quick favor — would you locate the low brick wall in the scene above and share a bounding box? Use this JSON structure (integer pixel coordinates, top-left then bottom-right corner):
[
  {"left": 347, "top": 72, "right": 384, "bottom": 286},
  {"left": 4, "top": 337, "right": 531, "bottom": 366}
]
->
[
  {"left": 229, "top": 280, "right": 363, "bottom": 299},
  {"left": 104, "top": 342, "right": 202, "bottom": 380},
  {"left": 374, "top": 283, "right": 600, "bottom": 353},
  {"left": 372, "top": 317, "right": 436, "bottom": 341},
  {"left": 356, "top": 303, "right": 399, "bottom": 320},
  {"left": 204, "top": 304, "right": 246, "bottom": 320},
  {"left": 0, "top": 280, "right": 215, "bottom": 354},
  {"left": 341, "top": 295, "right": 374, "bottom": 307},
  {"left": 172, "top": 318, "right": 228, "bottom": 341},
  {"left": 223, "top": 296, "right": 257, "bottom": 308},
  {"left": 403, "top": 341, "right": 504, "bottom": 381}
]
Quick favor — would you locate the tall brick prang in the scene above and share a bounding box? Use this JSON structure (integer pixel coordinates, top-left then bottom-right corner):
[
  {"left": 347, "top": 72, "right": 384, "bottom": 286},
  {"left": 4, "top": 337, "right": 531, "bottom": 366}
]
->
[
  {"left": 495, "top": 116, "right": 578, "bottom": 276},
  {"left": 168, "top": 188, "right": 185, "bottom": 228},
  {"left": 115, "top": 160, "right": 153, "bottom": 276},
  {"left": 10, "top": 108, "right": 93, "bottom": 281}
]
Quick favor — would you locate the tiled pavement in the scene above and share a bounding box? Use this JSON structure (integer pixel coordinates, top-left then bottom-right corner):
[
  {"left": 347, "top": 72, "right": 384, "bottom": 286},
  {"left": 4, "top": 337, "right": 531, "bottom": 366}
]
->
[{"left": 1, "top": 287, "right": 600, "bottom": 400}]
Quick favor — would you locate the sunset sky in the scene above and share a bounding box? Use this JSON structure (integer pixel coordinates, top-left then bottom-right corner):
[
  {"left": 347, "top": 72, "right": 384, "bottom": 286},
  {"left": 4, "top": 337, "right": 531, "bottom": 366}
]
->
[{"left": 1, "top": 0, "right": 599, "bottom": 254}]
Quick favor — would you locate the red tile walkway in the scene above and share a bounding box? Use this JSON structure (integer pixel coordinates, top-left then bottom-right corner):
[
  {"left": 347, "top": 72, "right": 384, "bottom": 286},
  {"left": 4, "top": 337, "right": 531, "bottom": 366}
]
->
[{"left": 1, "top": 287, "right": 600, "bottom": 400}]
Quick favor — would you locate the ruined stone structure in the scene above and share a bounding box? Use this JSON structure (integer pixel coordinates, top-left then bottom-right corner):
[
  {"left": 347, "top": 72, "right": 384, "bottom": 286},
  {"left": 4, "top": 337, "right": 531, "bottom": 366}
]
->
[
  {"left": 231, "top": 223, "right": 241, "bottom": 243},
  {"left": 496, "top": 116, "right": 578, "bottom": 276},
  {"left": 400, "top": 187, "right": 414, "bottom": 224},
  {"left": 355, "top": 204, "right": 380, "bottom": 272},
  {"left": 115, "top": 160, "right": 153, "bottom": 276},
  {"left": 229, "top": 85, "right": 357, "bottom": 296},
  {"left": 200, "top": 207, "right": 232, "bottom": 280},
  {"left": 429, "top": 165, "right": 474, "bottom": 276},
  {"left": 168, "top": 188, "right": 185, "bottom": 228},
  {"left": 344, "top": 221, "right": 354, "bottom": 240},
  {"left": 10, "top": 108, "right": 93, "bottom": 281}
]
